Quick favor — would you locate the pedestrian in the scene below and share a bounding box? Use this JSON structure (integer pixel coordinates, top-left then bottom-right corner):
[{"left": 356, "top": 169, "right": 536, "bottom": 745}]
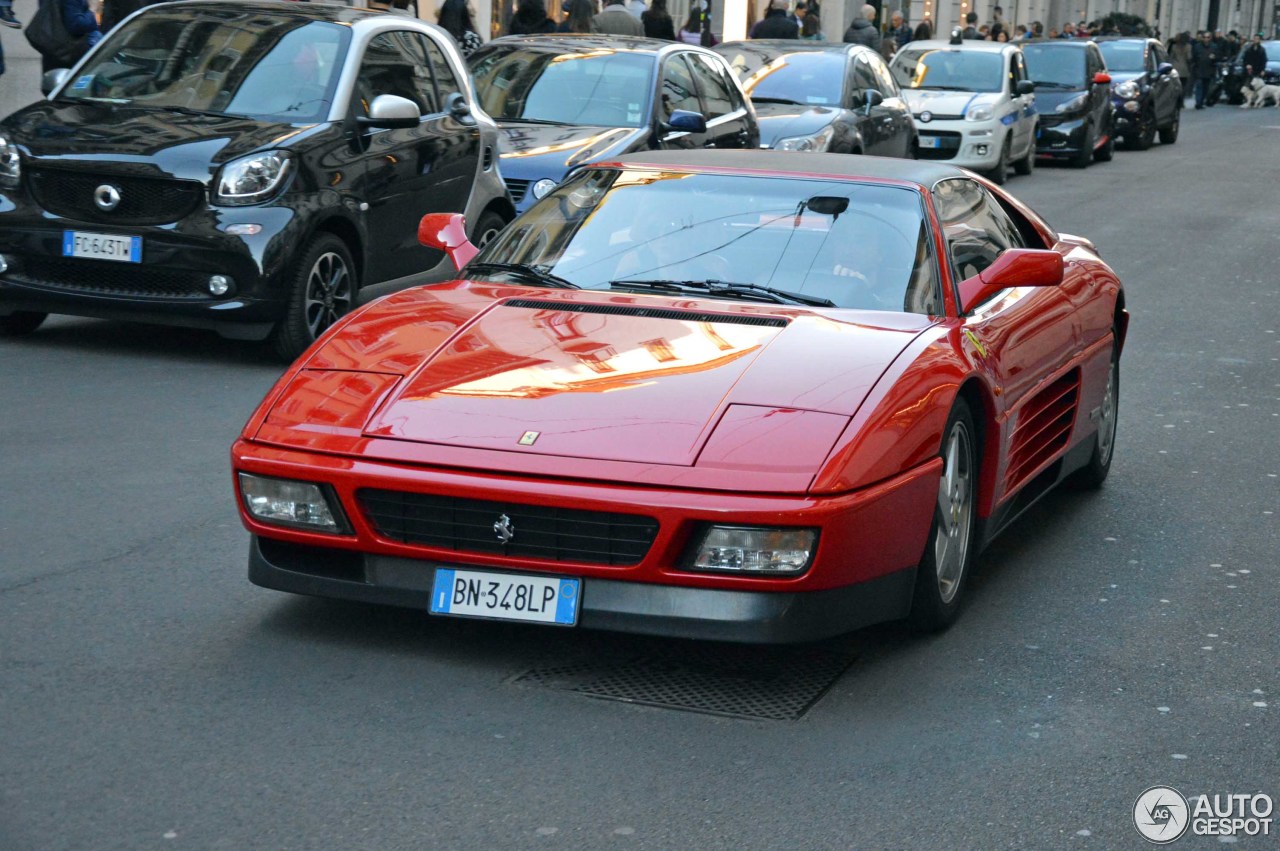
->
[
  {"left": 843, "top": 4, "right": 879, "bottom": 50},
  {"left": 626, "top": 0, "right": 645, "bottom": 20},
  {"left": 962, "top": 11, "right": 981, "bottom": 39},
  {"left": 1171, "top": 31, "right": 1193, "bottom": 98},
  {"left": 990, "top": 4, "right": 1004, "bottom": 28},
  {"left": 1013, "top": 24, "right": 1028, "bottom": 41},
  {"left": 1059, "top": 21, "right": 1076, "bottom": 39},
  {"left": 1241, "top": 33, "right": 1267, "bottom": 79},
  {"left": 1191, "top": 30, "right": 1217, "bottom": 108},
  {"left": 800, "top": 12, "right": 823, "bottom": 41},
  {"left": 641, "top": 0, "right": 675, "bottom": 40},
  {"left": 438, "top": 0, "right": 483, "bottom": 55},
  {"left": 911, "top": 20, "right": 931, "bottom": 41},
  {"left": 887, "top": 10, "right": 912, "bottom": 51},
  {"left": 593, "top": 0, "right": 643, "bottom": 35},
  {"left": 994, "top": 28, "right": 1007, "bottom": 42},
  {"left": 751, "top": 0, "right": 798, "bottom": 39},
  {"left": 557, "top": 0, "right": 595, "bottom": 32},
  {"left": 789, "top": 1, "right": 805, "bottom": 29},
  {"left": 676, "top": 5, "right": 702, "bottom": 43},
  {"left": 507, "top": 0, "right": 556, "bottom": 34},
  {"left": 31, "top": 0, "right": 102, "bottom": 72},
  {"left": 0, "top": 0, "right": 21, "bottom": 28}
]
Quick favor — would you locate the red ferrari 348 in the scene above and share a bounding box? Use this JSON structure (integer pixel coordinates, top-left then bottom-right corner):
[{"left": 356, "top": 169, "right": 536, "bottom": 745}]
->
[{"left": 231, "top": 151, "right": 1126, "bottom": 642}]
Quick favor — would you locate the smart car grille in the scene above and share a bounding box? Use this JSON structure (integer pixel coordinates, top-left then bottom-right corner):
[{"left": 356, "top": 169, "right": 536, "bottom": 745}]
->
[
  {"left": 504, "top": 299, "right": 788, "bottom": 327},
  {"left": 358, "top": 489, "right": 659, "bottom": 566},
  {"left": 27, "top": 168, "right": 204, "bottom": 225},
  {"left": 915, "top": 131, "right": 962, "bottom": 161},
  {"left": 504, "top": 178, "right": 531, "bottom": 203},
  {"left": 10, "top": 257, "right": 212, "bottom": 300}
]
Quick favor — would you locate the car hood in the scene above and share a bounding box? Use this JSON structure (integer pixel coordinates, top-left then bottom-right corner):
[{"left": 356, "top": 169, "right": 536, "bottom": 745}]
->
[
  {"left": 901, "top": 90, "right": 992, "bottom": 117},
  {"left": 754, "top": 103, "right": 840, "bottom": 147},
  {"left": 0, "top": 101, "right": 316, "bottom": 182},
  {"left": 1107, "top": 71, "right": 1147, "bottom": 86},
  {"left": 495, "top": 121, "right": 649, "bottom": 181},
  {"left": 261, "top": 285, "right": 933, "bottom": 482},
  {"left": 1032, "top": 89, "right": 1088, "bottom": 113}
]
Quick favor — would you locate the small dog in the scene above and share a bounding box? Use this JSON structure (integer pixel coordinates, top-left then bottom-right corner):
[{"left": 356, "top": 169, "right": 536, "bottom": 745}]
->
[{"left": 1241, "top": 76, "right": 1280, "bottom": 108}]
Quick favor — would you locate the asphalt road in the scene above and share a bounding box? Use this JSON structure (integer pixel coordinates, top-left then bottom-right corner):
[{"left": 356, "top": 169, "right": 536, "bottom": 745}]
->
[{"left": 3, "top": 24, "right": 1279, "bottom": 850}]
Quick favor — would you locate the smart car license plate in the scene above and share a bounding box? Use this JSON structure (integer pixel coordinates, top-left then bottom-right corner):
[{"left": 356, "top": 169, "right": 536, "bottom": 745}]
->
[
  {"left": 62, "top": 231, "right": 142, "bottom": 263},
  {"left": 919, "top": 136, "right": 941, "bottom": 149},
  {"left": 430, "top": 568, "right": 579, "bottom": 626}
]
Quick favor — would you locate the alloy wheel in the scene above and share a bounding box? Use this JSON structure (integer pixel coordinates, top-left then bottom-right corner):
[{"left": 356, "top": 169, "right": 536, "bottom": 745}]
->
[
  {"left": 302, "top": 251, "right": 352, "bottom": 340},
  {"left": 934, "top": 419, "right": 975, "bottom": 604}
]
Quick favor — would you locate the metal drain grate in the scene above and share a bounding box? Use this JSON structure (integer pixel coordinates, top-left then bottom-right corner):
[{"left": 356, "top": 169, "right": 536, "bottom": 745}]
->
[{"left": 513, "top": 644, "right": 855, "bottom": 721}]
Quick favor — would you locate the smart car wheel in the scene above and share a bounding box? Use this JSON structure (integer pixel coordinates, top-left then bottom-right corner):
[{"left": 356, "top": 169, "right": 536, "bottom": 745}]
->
[
  {"left": 1069, "top": 334, "right": 1120, "bottom": 489},
  {"left": 0, "top": 311, "right": 48, "bottom": 336},
  {"left": 909, "top": 398, "right": 978, "bottom": 632},
  {"left": 271, "top": 233, "right": 356, "bottom": 362},
  {"left": 1070, "top": 126, "right": 1093, "bottom": 168},
  {"left": 1129, "top": 108, "right": 1156, "bottom": 150},
  {"left": 472, "top": 210, "right": 509, "bottom": 248},
  {"left": 1159, "top": 106, "right": 1180, "bottom": 144},
  {"left": 987, "top": 136, "right": 1010, "bottom": 185}
]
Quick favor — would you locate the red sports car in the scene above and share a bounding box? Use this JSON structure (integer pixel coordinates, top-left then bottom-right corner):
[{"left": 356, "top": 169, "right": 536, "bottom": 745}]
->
[{"left": 231, "top": 151, "right": 1126, "bottom": 642}]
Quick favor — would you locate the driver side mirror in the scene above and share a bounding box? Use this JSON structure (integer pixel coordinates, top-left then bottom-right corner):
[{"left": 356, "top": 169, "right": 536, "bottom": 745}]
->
[
  {"left": 1015, "top": 79, "right": 1036, "bottom": 96},
  {"left": 358, "top": 94, "right": 422, "bottom": 130},
  {"left": 419, "top": 212, "right": 479, "bottom": 270},
  {"left": 1156, "top": 62, "right": 1174, "bottom": 76},
  {"left": 958, "top": 249, "right": 1064, "bottom": 313},
  {"left": 1092, "top": 72, "right": 1112, "bottom": 85},
  {"left": 42, "top": 69, "right": 71, "bottom": 97},
  {"left": 861, "top": 88, "right": 885, "bottom": 114},
  {"left": 661, "top": 109, "right": 708, "bottom": 136},
  {"left": 445, "top": 91, "right": 475, "bottom": 125}
]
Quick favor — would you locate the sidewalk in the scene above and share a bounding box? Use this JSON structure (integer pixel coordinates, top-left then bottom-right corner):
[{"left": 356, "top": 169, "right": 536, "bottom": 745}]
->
[{"left": 1, "top": 0, "right": 50, "bottom": 118}]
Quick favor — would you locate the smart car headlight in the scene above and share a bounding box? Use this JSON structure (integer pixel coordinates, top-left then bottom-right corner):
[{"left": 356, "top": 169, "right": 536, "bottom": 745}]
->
[
  {"left": 0, "top": 136, "right": 20, "bottom": 189},
  {"left": 688, "top": 525, "right": 817, "bottom": 575},
  {"left": 774, "top": 125, "right": 836, "bottom": 152},
  {"left": 238, "top": 473, "right": 348, "bottom": 533},
  {"left": 965, "top": 104, "right": 994, "bottom": 122},
  {"left": 214, "top": 151, "right": 293, "bottom": 206},
  {"left": 1114, "top": 80, "right": 1140, "bottom": 100},
  {"left": 1055, "top": 94, "right": 1090, "bottom": 113},
  {"left": 531, "top": 178, "right": 557, "bottom": 199}
]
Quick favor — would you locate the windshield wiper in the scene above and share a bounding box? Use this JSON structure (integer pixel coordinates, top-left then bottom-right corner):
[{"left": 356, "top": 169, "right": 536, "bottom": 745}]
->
[
  {"left": 152, "top": 105, "right": 235, "bottom": 119},
  {"left": 750, "top": 96, "right": 806, "bottom": 105},
  {"left": 610, "top": 279, "right": 834, "bottom": 307},
  {"left": 1033, "top": 81, "right": 1079, "bottom": 89},
  {"left": 915, "top": 85, "right": 972, "bottom": 91},
  {"left": 465, "top": 262, "right": 579, "bottom": 289},
  {"left": 505, "top": 116, "right": 570, "bottom": 126}
]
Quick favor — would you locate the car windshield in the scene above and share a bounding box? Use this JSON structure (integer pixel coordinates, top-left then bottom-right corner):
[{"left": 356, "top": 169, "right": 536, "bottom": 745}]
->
[
  {"left": 1266, "top": 43, "right": 1280, "bottom": 61},
  {"left": 1021, "top": 44, "right": 1085, "bottom": 88},
  {"left": 1098, "top": 42, "right": 1146, "bottom": 72},
  {"left": 891, "top": 48, "right": 1005, "bottom": 93},
  {"left": 729, "top": 50, "right": 845, "bottom": 106},
  {"left": 56, "top": 8, "right": 349, "bottom": 123},
  {"left": 470, "top": 48, "right": 654, "bottom": 127},
  {"left": 470, "top": 168, "right": 942, "bottom": 314}
]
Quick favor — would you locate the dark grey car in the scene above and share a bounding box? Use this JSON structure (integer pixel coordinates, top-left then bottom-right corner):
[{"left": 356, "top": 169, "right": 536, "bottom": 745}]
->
[{"left": 714, "top": 40, "right": 916, "bottom": 157}]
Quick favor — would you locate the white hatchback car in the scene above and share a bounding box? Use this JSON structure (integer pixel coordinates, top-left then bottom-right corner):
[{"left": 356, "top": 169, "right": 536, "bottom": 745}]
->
[{"left": 889, "top": 36, "right": 1037, "bottom": 184}]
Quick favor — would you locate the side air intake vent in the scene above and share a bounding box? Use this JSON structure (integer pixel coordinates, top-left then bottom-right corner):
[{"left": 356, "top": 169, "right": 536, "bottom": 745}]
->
[
  {"left": 502, "top": 299, "right": 788, "bottom": 328},
  {"left": 482, "top": 145, "right": 494, "bottom": 171},
  {"left": 1004, "top": 369, "right": 1081, "bottom": 491}
]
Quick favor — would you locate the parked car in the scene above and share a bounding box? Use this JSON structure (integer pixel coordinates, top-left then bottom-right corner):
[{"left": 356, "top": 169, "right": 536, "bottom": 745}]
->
[
  {"left": 713, "top": 40, "right": 916, "bottom": 157},
  {"left": 233, "top": 150, "right": 1127, "bottom": 643},
  {"left": 889, "top": 36, "right": 1037, "bottom": 184},
  {"left": 1095, "top": 37, "right": 1181, "bottom": 150},
  {"left": 467, "top": 35, "right": 759, "bottom": 213},
  {"left": 0, "top": 1, "right": 512, "bottom": 359},
  {"left": 1020, "top": 39, "right": 1116, "bottom": 166}
]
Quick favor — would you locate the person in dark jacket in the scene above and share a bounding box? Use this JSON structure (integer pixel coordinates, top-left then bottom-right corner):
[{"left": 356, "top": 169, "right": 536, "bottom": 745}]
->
[
  {"left": 962, "top": 11, "right": 981, "bottom": 39},
  {"left": 842, "top": 3, "right": 879, "bottom": 50},
  {"left": 1191, "top": 30, "right": 1217, "bottom": 108},
  {"left": 35, "top": 0, "right": 102, "bottom": 72},
  {"left": 507, "top": 0, "right": 556, "bottom": 35},
  {"left": 751, "top": 0, "right": 798, "bottom": 39},
  {"left": 558, "top": 0, "right": 596, "bottom": 32},
  {"left": 593, "top": 0, "right": 643, "bottom": 35},
  {"left": 887, "top": 11, "right": 912, "bottom": 50},
  {"left": 1241, "top": 33, "right": 1268, "bottom": 79},
  {"left": 641, "top": 0, "right": 675, "bottom": 40}
]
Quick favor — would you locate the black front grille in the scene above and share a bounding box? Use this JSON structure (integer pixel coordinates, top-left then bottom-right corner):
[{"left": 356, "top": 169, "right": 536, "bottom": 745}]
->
[
  {"left": 27, "top": 168, "right": 204, "bottom": 225},
  {"left": 359, "top": 489, "right": 659, "bottom": 566},
  {"left": 10, "top": 257, "right": 213, "bottom": 299},
  {"left": 915, "top": 130, "right": 962, "bottom": 161},
  {"left": 504, "top": 178, "right": 530, "bottom": 203}
]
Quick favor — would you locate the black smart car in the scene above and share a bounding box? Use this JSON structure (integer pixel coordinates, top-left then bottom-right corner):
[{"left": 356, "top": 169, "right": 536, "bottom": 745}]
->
[
  {"left": 1021, "top": 39, "right": 1116, "bottom": 167},
  {"left": 1096, "top": 37, "right": 1182, "bottom": 150},
  {"left": 0, "top": 1, "right": 512, "bottom": 359}
]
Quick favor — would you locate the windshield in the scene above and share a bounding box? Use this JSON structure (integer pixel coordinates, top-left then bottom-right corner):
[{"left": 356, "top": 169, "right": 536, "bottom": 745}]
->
[
  {"left": 1098, "top": 42, "right": 1146, "bottom": 73},
  {"left": 470, "top": 48, "right": 654, "bottom": 127},
  {"left": 470, "top": 169, "right": 942, "bottom": 314},
  {"left": 1020, "top": 45, "right": 1085, "bottom": 88},
  {"left": 1267, "top": 43, "right": 1280, "bottom": 62},
  {"left": 890, "top": 48, "right": 1005, "bottom": 93},
  {"left": 58, "top": 8, "right": 349, "bottom": 122},
  {"left": 731, "top": 51, "right": 845, "bottom": 106}
]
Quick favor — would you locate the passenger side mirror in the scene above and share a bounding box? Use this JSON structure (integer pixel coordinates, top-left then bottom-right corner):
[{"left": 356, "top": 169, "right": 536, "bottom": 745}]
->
[
  {"left": 1156, "top": 62, "right": 1174, "bottom": 76},
  {"left": 661, "top": 109, "right": 708, "bottom": 136},
  {"left": 862, "top": 88, "right": 885, "bottom": 114},
  {"left": 1092, "top": 72, "right": 1112, "bottom": 85},
  {"left": 359, "top": 94, "right": 421, "bottom": 130},
  {"left": 1015, "top": 80, "right": 1036, "bottom": 96},
  {"left": 418, "top": 212, "right": 479, "bottom": 270},
  {"left": 958, "top": 249, "right": 1064, "bottom": 313},
  {"left": 42, "top": 69, "right": 71, "bottom": 97},
  {"left": 445, "top": 91, "right": 475, "bottom": 125}
]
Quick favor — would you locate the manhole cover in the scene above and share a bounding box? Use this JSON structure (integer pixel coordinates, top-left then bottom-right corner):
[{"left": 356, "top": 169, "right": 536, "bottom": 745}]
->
[{"left": 513, "top": 644, "right": 855, "bottom": 721}]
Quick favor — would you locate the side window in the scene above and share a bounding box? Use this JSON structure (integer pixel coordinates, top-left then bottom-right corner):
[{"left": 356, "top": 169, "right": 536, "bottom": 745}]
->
[
  {"left": 932, "top": 178, "right": 1026, "bottom": 283},
  {"left": 356, "top": 32, "right": 431, "bottom": 117},
  {"left": 1152, "top": 44, "right": 1168, "bottom": 66},
  {"left": 869, "top": 54, "right": 900, "bottom": 97},
  {"left": 423, "top": 37, "right": 464, "bottom": 102},
  {"left": 848, "top": 57, "right": 879, "bottom": 106},
  {"left": 1145, "top": 45, "right": 1156, "bottom": 73},
  {"left": 688, "top": 53, "right": 736, "bottom": 119},
  {"left": 660, "top": 54, "right": 701, "bottom": 119}
]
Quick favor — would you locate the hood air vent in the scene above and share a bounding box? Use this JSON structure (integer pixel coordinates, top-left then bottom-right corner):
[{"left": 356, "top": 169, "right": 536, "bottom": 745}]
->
[{"left": 503, "top": 299, "right": 788, "bottom": 328}]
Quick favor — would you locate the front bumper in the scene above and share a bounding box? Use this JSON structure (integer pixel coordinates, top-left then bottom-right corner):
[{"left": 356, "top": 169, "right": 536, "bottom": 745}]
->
[
  {"left": 915, "top": 121, "right": 1005, "bottom": 168},
  {"left": 1034, "top": 116, "right": 1089, "bottom": 156},
  {"left": 1110, "top": 98, "right": 1147, "bottom": 137}
]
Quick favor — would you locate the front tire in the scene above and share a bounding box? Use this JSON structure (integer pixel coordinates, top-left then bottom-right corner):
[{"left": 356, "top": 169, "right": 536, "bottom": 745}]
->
[
  {"left": 1013, "top": 136, "right": 1035, "bottom": 175},
  {"left": 987, "top": 136, "right": 1010, "bottom": 185},
  {"left": 909, "top": 398, "right": 979, "bottom": 632},
  {"left": 1069, "top": 125, "right": 1094, "bottom": 168},
  {"left": 270, "top": 233, "right": 357, "bottom": 363},
  {"left": 0, "top": 311, "right": 48, "bottom": 336},
  {"left": 1159, "top": 105, "right": 1180, "bottom": 144},
  {"left": 1128, "top": 108, "right": 1156, "bottom": 150},
  {"left": 471, "top": 209, "right": 509, "bottom": 248}
]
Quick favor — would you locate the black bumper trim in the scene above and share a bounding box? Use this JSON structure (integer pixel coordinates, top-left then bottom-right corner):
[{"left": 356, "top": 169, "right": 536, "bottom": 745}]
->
[{"left": 248, "top": 536, "right": 917, "bottom": 644}]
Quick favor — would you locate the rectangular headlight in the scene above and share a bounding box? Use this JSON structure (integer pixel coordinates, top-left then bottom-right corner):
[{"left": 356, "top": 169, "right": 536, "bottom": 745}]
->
[
  {"left": 689, "top": 526, "right": 817, "bottom": 575},
  {"left": 238, "top": 473, "right": 347, "bottom": 533}
]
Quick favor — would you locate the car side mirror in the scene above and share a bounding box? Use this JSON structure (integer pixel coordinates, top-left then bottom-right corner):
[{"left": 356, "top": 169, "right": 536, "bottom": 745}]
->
[
  {"left": 1015, "top": 80, "right": 1036, "bottom": 96},
  {"left": 445, "top": 91, "right": 475, "bottom": 125},
  {"left": 1156, "top": 62, "right": 1174, "bottom": 76},
  {"left": 661, "top": 109, "right": 708, "bottom": 136},
  {"left": 359, "top": 94, "right": 421, "bottom": 130},
  {"left": 1092, "top": 72, "right": 1111, "bottom": 85},
  {"left": 958, "top": 249, "right": 1064, "bottom": 313},
  {"left": 418, "top": 212, "right": 479, "bottom": 270},
  {"left": 42, "top": 69, "right": 71, "bottom": 97},
  {"left": 862, "top": 88, "right": 884, "bottom": 114}
]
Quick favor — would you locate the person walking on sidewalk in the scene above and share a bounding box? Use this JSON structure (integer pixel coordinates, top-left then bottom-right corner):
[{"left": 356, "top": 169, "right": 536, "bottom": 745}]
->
[
  {"left": 0, "top": 0, "right": 21, "bottom": 29},
  {"left": 1191, "top": 30, "right": 1217, "bottom": 109}
]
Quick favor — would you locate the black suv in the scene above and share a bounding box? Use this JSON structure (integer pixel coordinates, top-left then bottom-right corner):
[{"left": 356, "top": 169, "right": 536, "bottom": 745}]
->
[
  {"left": 1096, "top": 37, "right": 1182, "bottom": 150},
  {"left": 0, "top": 1, "right": 512, "bottom": 359},
  {"left": 1021, "top": 39, "right": 1116, "bottom": 167}
]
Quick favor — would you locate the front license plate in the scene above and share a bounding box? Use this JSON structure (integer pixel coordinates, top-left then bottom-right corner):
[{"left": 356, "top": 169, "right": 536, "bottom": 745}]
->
[
  {"left": 430, "top": 568, "right": 579, "bottom": 626},
  {"left": 62, "top": 231, "right": 142, "bottom": 263},
  {"left": 919, "top": 136, "right": 941, "bottom": 149}
]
